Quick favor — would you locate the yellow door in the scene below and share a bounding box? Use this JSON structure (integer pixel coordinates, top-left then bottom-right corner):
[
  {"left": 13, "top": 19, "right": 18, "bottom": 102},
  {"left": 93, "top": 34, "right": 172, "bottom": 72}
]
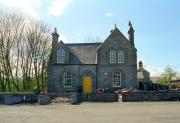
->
[{"left": 83, "top": 77, "right": 92, "bottom": 94}]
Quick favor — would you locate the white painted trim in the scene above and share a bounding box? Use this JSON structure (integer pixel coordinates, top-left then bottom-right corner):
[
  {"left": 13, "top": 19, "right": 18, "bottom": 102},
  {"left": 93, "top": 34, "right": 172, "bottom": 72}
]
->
[
  {"left": 112, "top": 71, "right": 121, "bottom": 87},
  {"left": 57, "top": 48, "right": 65, "bottom": 63},
  {"left": 63, "top": 72, "right": 72, "bottom": 88},
  {"left": 118, "top": 50, "right": 124, "bottom": 63},
  {"left": 110, "top": 50, "right": 116, "bottom": 64}
]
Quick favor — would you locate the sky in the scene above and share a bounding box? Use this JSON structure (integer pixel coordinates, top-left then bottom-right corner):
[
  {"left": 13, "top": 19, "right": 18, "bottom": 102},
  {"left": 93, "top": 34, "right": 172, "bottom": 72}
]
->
[{"left": 0, "top": 0, "right": 180, "bottom": 77}]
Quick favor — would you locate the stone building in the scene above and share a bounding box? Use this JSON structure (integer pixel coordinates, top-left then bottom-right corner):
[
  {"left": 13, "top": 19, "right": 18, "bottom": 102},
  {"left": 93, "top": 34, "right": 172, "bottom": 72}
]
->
[
  {"left": 137, "top": 61, "right": 150, "bottom": 82},
  {"left": 47, "top": 22, "right": 138, "bottom": 93},
  {"left": 137, "top": 61, "right": 152, "bottom": 91}
]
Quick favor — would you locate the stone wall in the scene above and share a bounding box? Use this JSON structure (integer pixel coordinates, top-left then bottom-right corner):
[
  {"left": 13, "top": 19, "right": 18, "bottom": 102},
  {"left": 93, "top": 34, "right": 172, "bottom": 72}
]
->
[
  {"left": 2, "top": 91, "right": 180, "bottom": 103},
  {"left": 0, "top": 94, "right": 38, "bottom": 104},
  {"left": 0, "top": 93, "right": 119, "bottom": 104},
  {"left": 47, "top": 65, "right": 97, "bottom": 93},
  {"left": 122, "top": 91, "right": 180, "bottom": 102},
  {"left": 81, "top": 93, "right": 118, "bottom": 102},
  {"left": 0, "top": 93, "right": 73, "bottom": 104},
  {"left": 96, "top": 28, "right": 138, "bottom": 89},
  {"left": 48, "top": 65, "right": 80, "bottom": 93}
]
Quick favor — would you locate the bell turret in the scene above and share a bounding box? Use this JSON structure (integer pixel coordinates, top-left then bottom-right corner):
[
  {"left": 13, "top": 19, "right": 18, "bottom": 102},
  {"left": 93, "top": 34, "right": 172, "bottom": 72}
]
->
[
  {"left": 138, "top": 60, "right": 143, "bottom": 70},
  {"left": 51, "top": 27, "right": 59, "bottom": 48}
]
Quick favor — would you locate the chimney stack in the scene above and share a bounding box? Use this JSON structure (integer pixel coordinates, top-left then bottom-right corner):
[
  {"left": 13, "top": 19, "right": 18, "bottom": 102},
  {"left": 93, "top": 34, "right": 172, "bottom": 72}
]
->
[
  {"left": 128, "top": 21, "right": 135, "bottom": 46},
  {"left": 51, "top": 27, "right": 59, "bottom": 48}
]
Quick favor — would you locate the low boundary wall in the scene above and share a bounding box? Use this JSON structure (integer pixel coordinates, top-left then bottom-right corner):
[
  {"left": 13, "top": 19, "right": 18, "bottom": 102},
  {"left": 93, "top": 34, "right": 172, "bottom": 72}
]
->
[
  {"left": 122, "top": 91, "right": 180, "bottom": 102},
  {"left": 1, "top": 91, "right": 180, "bottom": 104},
  {"left": 82, "top": 93, "right": 118, "bottom": 102},
  {"left": 0, "top": 93, "right": 73, "bottom": 104}
]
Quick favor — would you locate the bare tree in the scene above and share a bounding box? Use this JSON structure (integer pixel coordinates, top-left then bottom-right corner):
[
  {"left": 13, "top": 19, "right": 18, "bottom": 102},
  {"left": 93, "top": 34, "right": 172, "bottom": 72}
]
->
[
  {"left": 25, "top": 20, "right": 51, "bottom": 92},
  {"left": 0, "top": 10, "right": 51, "bottom": 92},
  {"left": 0, "top": 11, "right": 25, "bottom": 92}
]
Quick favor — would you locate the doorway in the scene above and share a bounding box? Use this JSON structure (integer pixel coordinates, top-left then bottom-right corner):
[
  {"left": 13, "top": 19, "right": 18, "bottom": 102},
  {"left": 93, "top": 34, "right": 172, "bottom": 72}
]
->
[{"left": 83, "top": 77, "right": 92, "bottom": 94}]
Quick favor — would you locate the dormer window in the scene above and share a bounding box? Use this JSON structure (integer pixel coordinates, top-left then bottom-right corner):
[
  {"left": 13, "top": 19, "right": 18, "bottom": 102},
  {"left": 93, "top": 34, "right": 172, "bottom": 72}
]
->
[
  {"left": 57, "top": 48, "right": 65, "bottom": 63},
  {"left": 110, "top": 50, "right": 116, "bottom": 63},
  {"left": 118, "top": 50, "right": 124, "bottom": 63}
]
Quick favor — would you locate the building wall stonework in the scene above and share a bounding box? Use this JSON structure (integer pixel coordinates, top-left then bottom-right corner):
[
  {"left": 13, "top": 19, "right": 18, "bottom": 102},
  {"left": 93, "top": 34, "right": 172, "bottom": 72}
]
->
[
  {"left": 97, "top": 65, "right": 137, "bottom": 88},
  {"left": 47, "top": 25, "right": 138, "bottom": 93},
  {"left": 47, "top": 65, "right": 79, "bottom": 93},
  {"left": 96, "top": 28, "right": 138, "bottom": 89},
  {"left": 47, "top": 65, "right": 96, "bottom": 93},
  {"left": 79, "top": 65, "right": 97, "bottom": 90}
]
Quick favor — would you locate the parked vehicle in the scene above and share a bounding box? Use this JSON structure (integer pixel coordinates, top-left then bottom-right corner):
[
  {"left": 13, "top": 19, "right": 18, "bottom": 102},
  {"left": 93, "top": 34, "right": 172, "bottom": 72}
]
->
[{"left": 95, "top": 88, "right": 104, "bottom": 94}]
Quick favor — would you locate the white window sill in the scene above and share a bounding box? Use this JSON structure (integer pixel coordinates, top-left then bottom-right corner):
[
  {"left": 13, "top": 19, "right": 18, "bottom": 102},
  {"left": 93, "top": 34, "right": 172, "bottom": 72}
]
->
[
  {"left": 63, "top": 86, "right": 72, "bottom": 88},
  {"left": 57, "top": 62, "right": 65, "bottom": 64},
  {"left": 113, "top": 85, "right": 121, "bottom": 88}
]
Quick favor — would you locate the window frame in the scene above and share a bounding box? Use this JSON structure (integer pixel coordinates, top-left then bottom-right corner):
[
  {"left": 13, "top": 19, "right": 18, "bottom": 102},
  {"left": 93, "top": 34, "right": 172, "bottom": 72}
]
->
[
  {"left": 57, "top": 48, "right": 65, "bottom": 63},
  {"left": 110, "top": 50, "right": 116, "bottom": 63},
  {"left": 63, "top": 72, "right": 72, "bottom": 88},
  {"left": 118, "top": 50, "right": 125, "bottom": 63},
  {"left": 112, "top": 71, "right": 121, "bottom": 87}
]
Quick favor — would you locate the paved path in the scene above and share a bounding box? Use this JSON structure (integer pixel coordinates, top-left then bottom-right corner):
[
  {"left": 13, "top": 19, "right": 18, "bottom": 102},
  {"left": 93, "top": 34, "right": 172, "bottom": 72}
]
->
[{"left": 0, "top": 102, "right": 180, "bottom": 123}]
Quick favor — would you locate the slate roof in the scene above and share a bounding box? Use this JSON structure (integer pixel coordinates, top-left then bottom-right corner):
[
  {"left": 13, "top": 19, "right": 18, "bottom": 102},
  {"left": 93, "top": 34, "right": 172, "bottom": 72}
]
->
[{"left": 66, "top": 43, "right": 102, "bottom": 64}]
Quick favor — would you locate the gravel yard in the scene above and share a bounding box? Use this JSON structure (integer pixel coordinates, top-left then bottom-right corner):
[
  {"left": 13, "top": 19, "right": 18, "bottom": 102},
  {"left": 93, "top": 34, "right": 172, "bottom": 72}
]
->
[{"left": 0, "top": 102, "right": 180, "bottom": 123}]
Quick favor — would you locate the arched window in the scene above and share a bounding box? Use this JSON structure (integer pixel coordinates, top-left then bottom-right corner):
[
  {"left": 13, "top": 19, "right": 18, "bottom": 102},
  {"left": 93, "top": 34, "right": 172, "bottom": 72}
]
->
[
  {"left": 57, "top": 48, "right": 65, "bottom": 63},
  {"left": 64, "top": 72, "right": 72, "bottom": 87},
  {"left": 110, "top": 50, "right": 116, "bottom": 63},
  {"left": 112, "top": 71, "right": 121, "bottom": 87},
  {"left": 118, "top": 50, "right": 124, "bottom": 63}
]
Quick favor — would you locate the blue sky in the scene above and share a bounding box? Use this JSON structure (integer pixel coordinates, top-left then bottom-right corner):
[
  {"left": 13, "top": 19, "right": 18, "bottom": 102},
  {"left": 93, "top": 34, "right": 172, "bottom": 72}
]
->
[{"left": 0, "top": 0, "right": 180, "bottom": 76}]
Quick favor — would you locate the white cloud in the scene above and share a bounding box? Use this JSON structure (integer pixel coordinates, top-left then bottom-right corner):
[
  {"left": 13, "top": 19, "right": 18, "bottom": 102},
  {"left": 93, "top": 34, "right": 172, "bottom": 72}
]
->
[
  {"left": 105, "top": 12, "right": 113, "bottom": 17},
  {"left": 0, "top": 0, "right": 42, "bottom": 19},
  {"left": 60, "top": 34, "right": 69, "bottom": 43},
  {"left": 138, "top": 58, "right": 163, "bottom": 77},
  {"left": 145, "top": 66, "right": 163, "bottom": 77},
  {"left": 48, "top": 0, "right": 71, "bottom": 16}
]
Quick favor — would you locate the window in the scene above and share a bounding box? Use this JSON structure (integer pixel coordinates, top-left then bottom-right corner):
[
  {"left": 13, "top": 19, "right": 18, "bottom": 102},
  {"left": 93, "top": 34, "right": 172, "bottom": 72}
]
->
[
  {"left": 64, "top": 72, "right": 72, "bottom": 87},
  {"left": 57, "top": 48, "right": 65, "bottom": 63},
  {"left": 118, "top": 50, "right": 124, "bottom": 63},
  {"left": 112, "top": 71, "right": 121, "bottom": 87},
  {"left": 110, "top": 50, "right": 116, "bottom": 63}
]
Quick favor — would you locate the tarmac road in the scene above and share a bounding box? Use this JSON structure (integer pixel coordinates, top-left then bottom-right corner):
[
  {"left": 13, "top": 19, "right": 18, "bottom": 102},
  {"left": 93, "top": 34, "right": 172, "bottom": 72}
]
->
[{"left": 0, "top": 102, "right": 180, "bottom": 123}]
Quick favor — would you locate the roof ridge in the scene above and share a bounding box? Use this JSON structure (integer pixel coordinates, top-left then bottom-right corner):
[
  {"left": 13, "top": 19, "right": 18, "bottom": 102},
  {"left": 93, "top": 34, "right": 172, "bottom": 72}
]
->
[
  {"left": 66, "top": 42, "right": 102, "bottom": 44},
  {"left": 66, "top": 42, "right": 102, "bottom": 46}
]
